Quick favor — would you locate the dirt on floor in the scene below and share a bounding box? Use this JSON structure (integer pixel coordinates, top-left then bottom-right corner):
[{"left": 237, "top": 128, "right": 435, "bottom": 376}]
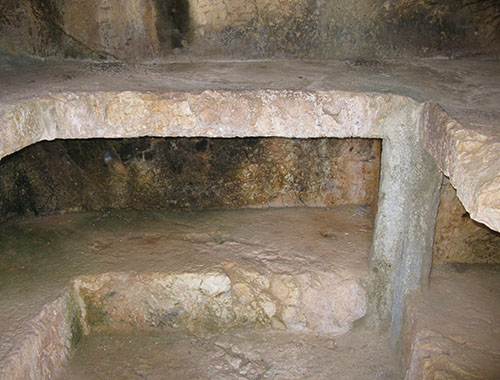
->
[
  {"left": 0, "top": 206, "right": 375, "bottom": 378},
  {"left": 2, "top": 207, "right": 499, "bottom": 379},
  {"left": 403, "top": 263, "right": 500, "bottom": 380},
  {"left": 56, "top": 326, "right": 400, "bottom": 380}
]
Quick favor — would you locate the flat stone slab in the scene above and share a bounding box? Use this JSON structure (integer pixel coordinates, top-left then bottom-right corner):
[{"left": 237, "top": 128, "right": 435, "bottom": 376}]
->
[
  {"left": 0, "top": 207, "right": 372, "bottom": 379},
  {"left": 0, "top": 58, "right": 499, "bottom": 232}
]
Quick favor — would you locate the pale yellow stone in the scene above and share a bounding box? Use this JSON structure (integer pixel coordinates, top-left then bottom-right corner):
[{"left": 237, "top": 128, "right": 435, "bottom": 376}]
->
[
  {"left": 260, "top": 301, "right": 276, "bottom": 318},
  {"left": 269, "top": 275, "right": 299, "bottom": 304},
  {"left": 232, "top": 282, "right": 254, "bottom": 304},
  {"left": 422, "top": 104, "right": 500, "bottom": 232}
]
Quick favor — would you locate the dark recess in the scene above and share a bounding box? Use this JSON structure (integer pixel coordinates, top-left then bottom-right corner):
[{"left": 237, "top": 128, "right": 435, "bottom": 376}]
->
[
  {"left": 0, "top": 137, "right": 381, "bottom": 222},
  {"left": 12, "top": 173, "right": 37, "bottom": 216},
  {"left": 154, "top": 0, "right": 191, "bottom": 50},
  {"left": 30, "top": 0, "right": 63, "bottom": 50}
]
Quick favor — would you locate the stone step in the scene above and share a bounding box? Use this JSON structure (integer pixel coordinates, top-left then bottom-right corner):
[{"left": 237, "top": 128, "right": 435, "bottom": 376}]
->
[
  {"left": 73, "top": 266, "right": 367, "bottom": 336},
  {"left": 0, "top": 207, "right": 372, "bottom": 379}
]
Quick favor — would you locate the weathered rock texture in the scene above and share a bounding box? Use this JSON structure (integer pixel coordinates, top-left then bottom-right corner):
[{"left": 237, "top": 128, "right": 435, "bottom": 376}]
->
[
  {"left": 59, "top": 0, "right": 160, "bottom": 60},
  {"left": 0, "top": 137, "right": 380, "bottom": 220},
  {"left": 0, "top": 294, "right": 81, "bottom": 380},
  {"left": 74, "top": 268, "right": 366, "bottom": 336},
  {"left": 0, "top": 59, "right": 498, "bottom": 235},
  {"left": 0, "top": 87, "right": 443, "bottom": 343},
  {"left": 433, "top": 179, "right": 500, "bottom": 264},
  {"left": 190, "top": 0, "right": 500, "bottom": 59},
  {"left": 1, "top": 0, "right": 499, "bottom": 60},
  {"left": 59, "top": 329, "right": 401, "bottom": 379},
  {"left": 0, "top": 90, "right": 403, "bottom": 159},
  {"left": 422, "top": 103, "right": 500, "bottom": 233},
  {"left": 403, "top": 264, "right": 500, "bottom": 380},
  {"left": 0, "top": 207, "right": 372, "bottom": 379}
]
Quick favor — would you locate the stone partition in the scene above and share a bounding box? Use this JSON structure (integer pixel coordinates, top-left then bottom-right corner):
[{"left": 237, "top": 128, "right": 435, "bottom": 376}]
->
[
  {"left": 0, "top": 206, "right": 376, "bottom": 379},
  {"left": 0, "top": 89, "right": 443, "bottom": 344},
  {"left": 0, "top": 294, "right": 81, "bottom": 380}
]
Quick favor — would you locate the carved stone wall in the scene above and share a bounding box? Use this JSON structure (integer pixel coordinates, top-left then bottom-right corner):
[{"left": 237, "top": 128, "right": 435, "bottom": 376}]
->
[
  {"left": 1, "top": 0, "right": 499, "bottom": 60},
  {"left": 433, "top": 179, "right": 500, "bottom": 264},
  {"left": 0, "top": 137, "right": 380, "bottom": 220}
]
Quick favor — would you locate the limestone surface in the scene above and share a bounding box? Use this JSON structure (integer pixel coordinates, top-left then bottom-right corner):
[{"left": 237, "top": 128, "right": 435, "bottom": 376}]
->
[
  {"left": 59, "top": 0, "right": 160, "bottom": 60},
  {"left": 0, "top": 207, "right": 372, "bottom": 379},
  {"left": 1, "top": 0, "right": 498, "bottom": 59},
  {"left": 422, "top": 103, "right": 500, "bottom": 233},
  {"left": 433, "top": 180, "right": 500, "bottom": 263},
  {"left": 0, "top": 59, "right": 498, "bottom": 234},
  {"left": 0, "top": 59, "right": 498, "bottom": 363},
  {"left": 73, "top": 268, "right": 366, "bottom": 336},
  {"left": 0, "top": 137, "right": 380, "bottom": 221},
  {"left": 57, "top": 328, "right": 401, "bottom": 379},
  {"left": 403, "top": 264, "right": 500, "bottom": 380}
]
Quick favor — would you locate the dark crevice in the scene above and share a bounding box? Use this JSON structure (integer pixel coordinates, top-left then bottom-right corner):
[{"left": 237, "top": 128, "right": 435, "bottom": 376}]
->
[{"left": 154, "top": 0, "right": 192, "bottom": 50}]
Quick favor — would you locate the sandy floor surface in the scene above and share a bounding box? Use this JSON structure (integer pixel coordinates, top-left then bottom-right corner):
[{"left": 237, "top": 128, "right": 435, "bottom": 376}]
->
[
  {"left": 57, "top": 326, "right": 400, "bottom": 380},
  {"left": 404, "top": 263, "right": 500, "bottom": 379}
]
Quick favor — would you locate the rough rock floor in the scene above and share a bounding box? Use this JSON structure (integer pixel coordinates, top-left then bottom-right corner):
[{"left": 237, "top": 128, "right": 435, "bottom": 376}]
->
[
  {"left": 56, "top": 327, "right": 400, "bottom": 380},
  {"left": 2, "top": 207, "right": 499, "bottom": 379},
  {"left": 404, "top": 264, "right": 500, "bottom": 380},
  {"left": 0, "top": 206, "right": 376, "bottom": 378}
]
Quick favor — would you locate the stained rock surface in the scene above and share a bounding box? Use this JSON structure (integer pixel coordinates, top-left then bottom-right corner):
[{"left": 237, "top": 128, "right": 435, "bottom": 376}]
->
[
  {"left": 1, "top": 0, "right": 498, "bottom": 60},
  {"left": 0, "top": 59, "right": 499, "bottom": 232},
  {"left": 0, "top": 137, "right": 380, "bottom": 221},
  {"left": 433, "top": 180, "right": 500, "bottom": 264}
]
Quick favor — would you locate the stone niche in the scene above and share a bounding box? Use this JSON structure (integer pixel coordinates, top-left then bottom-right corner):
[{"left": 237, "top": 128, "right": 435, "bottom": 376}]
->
[
  {"left": 0, "top": 135, "right": 389, "bottom": 379},
  {"left": 1, "top": 87, "right": 500, "bottom": 380},
  {"left": 0, "top": 90, "right": 443, "bottom": 334},
  {"left": 433, "top": 178, "right": 500, "bottom": 264},
  {"left": 2, "top": 80, "right": 500, "bottom": 379},
  {"left": 0, "top": 89, "right": 445, "bottom": 380},
  {"left": 0, "top": 137, "right": 381, "bottom": 220},
  {"left": 0, "top": 0, "right": 499, "bottom": 378}
]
